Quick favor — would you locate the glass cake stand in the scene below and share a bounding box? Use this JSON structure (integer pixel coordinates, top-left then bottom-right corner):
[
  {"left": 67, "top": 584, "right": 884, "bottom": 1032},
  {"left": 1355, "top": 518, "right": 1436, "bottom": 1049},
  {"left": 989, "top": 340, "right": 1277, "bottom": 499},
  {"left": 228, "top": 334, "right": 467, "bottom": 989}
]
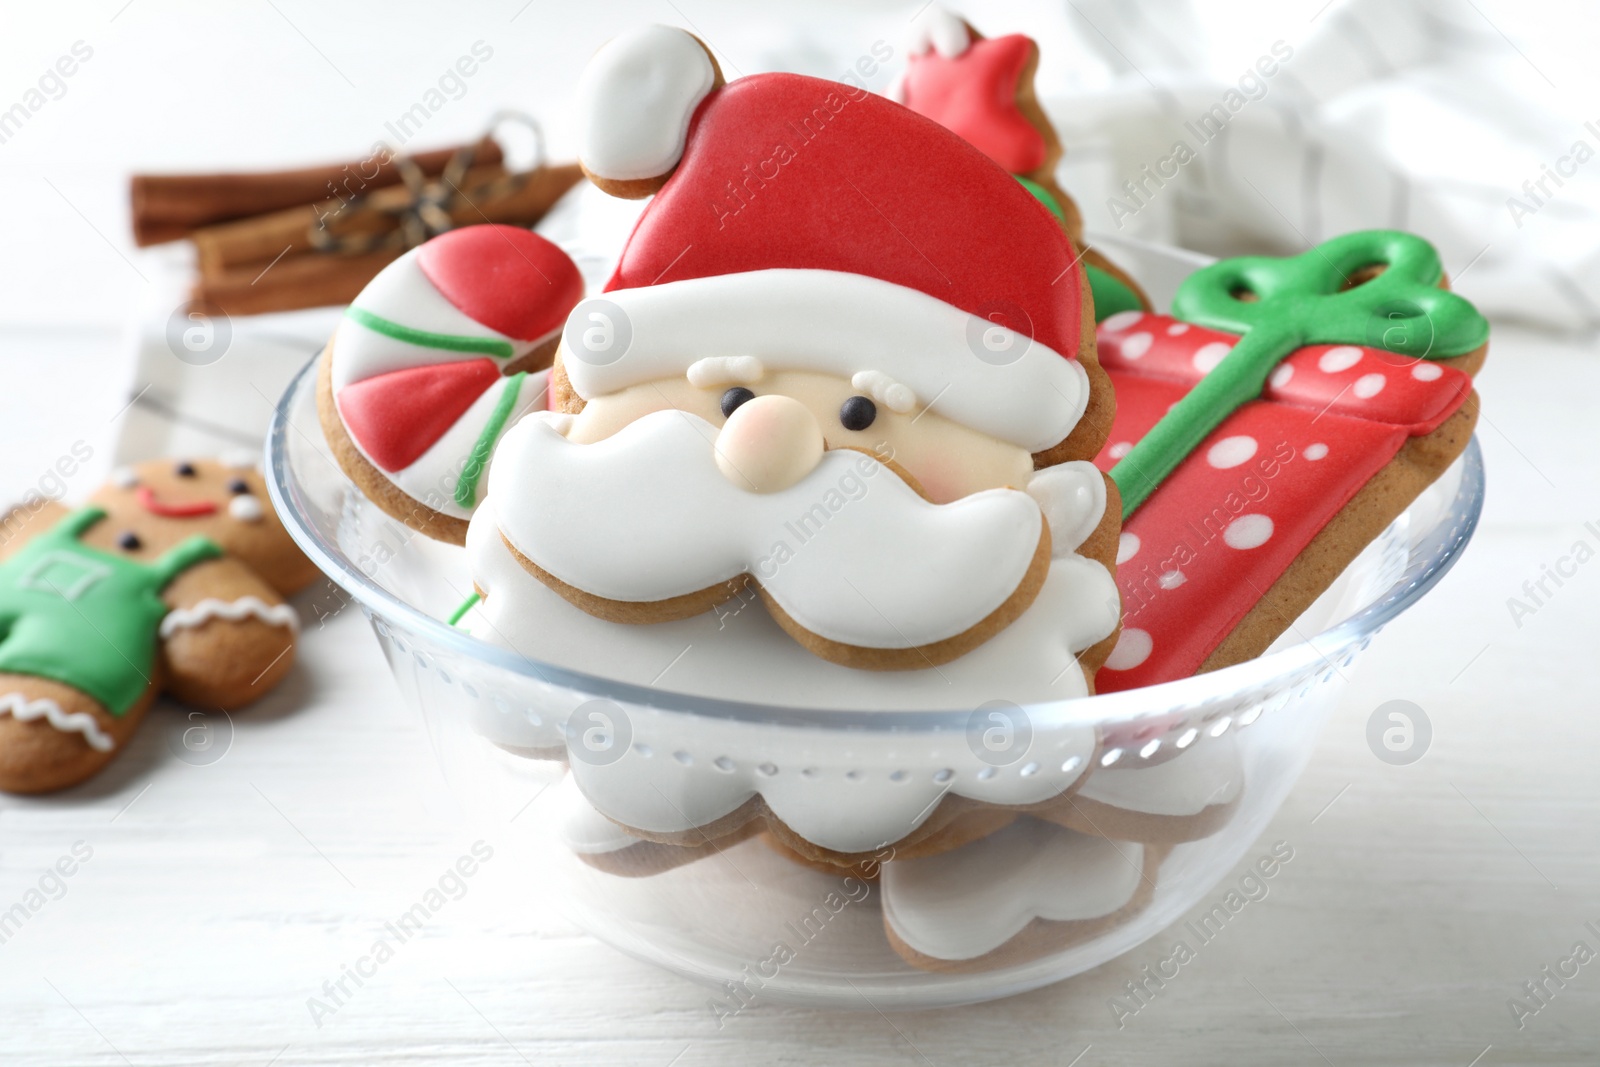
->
[{"left": 265, "top": 234, "right": 1484, "bottom": 1009}]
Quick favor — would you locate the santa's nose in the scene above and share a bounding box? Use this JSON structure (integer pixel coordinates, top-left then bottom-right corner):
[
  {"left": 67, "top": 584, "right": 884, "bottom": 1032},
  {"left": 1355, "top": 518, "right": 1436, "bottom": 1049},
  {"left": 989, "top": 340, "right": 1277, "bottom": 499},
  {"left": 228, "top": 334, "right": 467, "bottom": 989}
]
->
[{"left": 714, "top": 394, "right": 824, "bottom": 493}]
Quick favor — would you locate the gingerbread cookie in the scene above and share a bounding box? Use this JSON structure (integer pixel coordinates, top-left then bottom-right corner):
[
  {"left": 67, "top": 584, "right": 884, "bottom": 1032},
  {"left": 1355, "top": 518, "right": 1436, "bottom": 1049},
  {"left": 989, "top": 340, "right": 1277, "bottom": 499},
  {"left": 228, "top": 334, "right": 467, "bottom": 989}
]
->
[
  {"left": 881, "top": 817, "right": 1168, "bottom": 972},
  {"left": 318, "top": 223, "right": 584, "bottom": 544},
  {"left": 1093, "top": 229, "right": 1488, "bottom": 689},
  {"left": 0, "top": 456, "right": 317, "bottom": 793},
  {"left": 494, "top": 23, "right": 1122, "bottom": 671},
  {"left": 328, "top": 22, "right": 1125, "bottom": 859},
  {"left": 895, "top": 6, "right": 1150, "bottom": 321}
]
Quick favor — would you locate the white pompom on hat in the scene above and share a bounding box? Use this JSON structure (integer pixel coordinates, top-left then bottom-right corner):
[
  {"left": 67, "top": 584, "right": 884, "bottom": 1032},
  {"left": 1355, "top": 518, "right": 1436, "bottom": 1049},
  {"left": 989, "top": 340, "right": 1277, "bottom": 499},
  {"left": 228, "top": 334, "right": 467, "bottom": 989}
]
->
[{"left": 573, "top": 24, "right": 719, "bottom": 184}]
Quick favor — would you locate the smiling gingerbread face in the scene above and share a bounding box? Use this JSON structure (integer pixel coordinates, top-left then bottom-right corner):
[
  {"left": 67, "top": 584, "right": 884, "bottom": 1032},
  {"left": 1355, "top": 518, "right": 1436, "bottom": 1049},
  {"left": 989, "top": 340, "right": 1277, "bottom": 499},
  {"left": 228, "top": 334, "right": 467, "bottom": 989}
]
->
[{"left": 85, "top": 455, "right": 316, "bottom": 592}]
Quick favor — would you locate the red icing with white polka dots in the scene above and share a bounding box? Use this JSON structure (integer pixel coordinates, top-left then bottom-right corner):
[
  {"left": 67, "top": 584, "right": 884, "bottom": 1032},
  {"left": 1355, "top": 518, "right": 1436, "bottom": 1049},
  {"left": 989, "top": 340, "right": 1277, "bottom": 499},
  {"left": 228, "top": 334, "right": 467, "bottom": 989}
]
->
[{"left": 1093, "top": 310, "right": 1474, "bottom": 691}]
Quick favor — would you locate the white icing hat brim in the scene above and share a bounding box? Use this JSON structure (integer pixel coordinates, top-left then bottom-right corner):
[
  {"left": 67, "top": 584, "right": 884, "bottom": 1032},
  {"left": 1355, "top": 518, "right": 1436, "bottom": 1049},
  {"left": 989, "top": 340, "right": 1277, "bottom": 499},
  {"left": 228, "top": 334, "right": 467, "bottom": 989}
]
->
[{"left": 562, "top": 269, "right": 1088, "bottom": 453}]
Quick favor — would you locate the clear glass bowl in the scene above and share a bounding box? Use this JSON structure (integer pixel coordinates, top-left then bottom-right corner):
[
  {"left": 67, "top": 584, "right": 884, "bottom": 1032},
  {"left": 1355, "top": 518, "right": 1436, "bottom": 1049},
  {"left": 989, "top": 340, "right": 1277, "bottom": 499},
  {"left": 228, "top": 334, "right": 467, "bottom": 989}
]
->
[{"left": 265, "top": 234, "right": 1484, "bottom": 1009}]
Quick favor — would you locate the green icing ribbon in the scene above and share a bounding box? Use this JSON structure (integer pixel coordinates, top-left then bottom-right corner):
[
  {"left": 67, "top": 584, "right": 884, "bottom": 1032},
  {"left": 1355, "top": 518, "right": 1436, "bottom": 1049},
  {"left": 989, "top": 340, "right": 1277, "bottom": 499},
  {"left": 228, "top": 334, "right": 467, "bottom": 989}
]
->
[
  {"left": 454, "top": 372, "right": 528, "bottom": 508},
  {"left": 447, "top": 592, "right": 481, "bottom": 627},
  {"left": 345, "top": 306, "right": 515, "bottom": 359},
  {"left": 1109, "top": 229, "right": 1489, "bottom": 519}
]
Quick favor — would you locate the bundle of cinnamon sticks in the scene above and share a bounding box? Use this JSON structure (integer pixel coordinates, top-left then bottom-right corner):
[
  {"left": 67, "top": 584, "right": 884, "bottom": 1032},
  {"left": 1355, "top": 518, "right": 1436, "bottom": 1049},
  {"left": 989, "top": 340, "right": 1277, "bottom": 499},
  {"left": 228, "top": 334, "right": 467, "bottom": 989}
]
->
[{"left": 131, "top": 136, "right": 582, "bottom": 317}]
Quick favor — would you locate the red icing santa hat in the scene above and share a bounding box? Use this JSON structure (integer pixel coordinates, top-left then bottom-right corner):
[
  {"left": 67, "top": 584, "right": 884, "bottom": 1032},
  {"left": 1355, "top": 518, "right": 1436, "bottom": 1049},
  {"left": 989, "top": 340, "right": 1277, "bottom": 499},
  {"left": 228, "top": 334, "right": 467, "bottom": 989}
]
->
[{"left": 563, "top": 25, "right": 1090, "bottom": 455}]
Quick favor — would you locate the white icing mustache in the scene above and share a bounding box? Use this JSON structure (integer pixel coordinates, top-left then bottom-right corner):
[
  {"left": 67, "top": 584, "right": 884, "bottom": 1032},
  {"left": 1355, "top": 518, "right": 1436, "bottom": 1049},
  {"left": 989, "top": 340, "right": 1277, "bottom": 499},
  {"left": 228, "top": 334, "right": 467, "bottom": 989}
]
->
[{"left": 489, "top": 409, "right": 1049, "bottom": 653}]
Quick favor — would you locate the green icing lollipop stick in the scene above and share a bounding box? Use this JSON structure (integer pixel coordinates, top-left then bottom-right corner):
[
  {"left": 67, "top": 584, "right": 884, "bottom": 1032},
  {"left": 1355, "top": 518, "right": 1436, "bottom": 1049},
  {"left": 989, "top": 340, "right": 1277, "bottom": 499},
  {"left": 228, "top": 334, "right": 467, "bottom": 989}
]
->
[{"left": 1109, "top": 229, "right": 1489, "bottom": 518}]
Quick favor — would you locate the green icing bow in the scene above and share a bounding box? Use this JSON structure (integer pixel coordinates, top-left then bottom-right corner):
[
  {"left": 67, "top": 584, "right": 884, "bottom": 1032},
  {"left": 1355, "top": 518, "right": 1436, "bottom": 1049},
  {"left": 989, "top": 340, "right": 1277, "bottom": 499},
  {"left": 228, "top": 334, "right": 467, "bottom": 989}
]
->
[{"left": 1110, "top": 229, "right": 1489, "bottom": 518}]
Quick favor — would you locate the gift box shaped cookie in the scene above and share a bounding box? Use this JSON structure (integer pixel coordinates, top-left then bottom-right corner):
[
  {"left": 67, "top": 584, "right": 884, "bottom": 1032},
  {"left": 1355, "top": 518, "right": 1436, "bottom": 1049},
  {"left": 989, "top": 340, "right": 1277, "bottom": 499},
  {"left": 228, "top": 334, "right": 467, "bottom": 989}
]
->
[{"left": 1095, "top": 230, "right": 1488, "bottom": 689}]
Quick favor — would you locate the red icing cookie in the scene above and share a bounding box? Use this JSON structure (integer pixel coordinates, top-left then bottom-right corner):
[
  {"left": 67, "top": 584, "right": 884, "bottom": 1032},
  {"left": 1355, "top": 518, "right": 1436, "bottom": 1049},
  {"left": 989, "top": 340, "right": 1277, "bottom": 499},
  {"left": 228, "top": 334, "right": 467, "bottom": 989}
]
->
[
  {"left": 1092, "top": 311, "right": 1477, "bottom": 690},
  {"left": 893, "top": 10, "right": 1148, "bottom": 314},
  {"left": 901, "top": 33, "right": 1046, "bottom": 175}
]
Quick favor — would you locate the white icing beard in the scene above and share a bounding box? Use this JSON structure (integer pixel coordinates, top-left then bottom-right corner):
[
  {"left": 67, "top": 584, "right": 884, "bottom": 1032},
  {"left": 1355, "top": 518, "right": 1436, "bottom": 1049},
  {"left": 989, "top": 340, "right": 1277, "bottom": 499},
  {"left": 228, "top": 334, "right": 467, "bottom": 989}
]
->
[
  {"left": 465, "top": 500, "right": 1117, "bottom": 852},
  {"left": 490, "top": 409, "right": 1046, "bottom": 652},
  {"left": 462, "top": 402, "right": 1120, "bottom": 854},
  {"left": 468, "top": 493, "right": 1116, "bottom": 711}
]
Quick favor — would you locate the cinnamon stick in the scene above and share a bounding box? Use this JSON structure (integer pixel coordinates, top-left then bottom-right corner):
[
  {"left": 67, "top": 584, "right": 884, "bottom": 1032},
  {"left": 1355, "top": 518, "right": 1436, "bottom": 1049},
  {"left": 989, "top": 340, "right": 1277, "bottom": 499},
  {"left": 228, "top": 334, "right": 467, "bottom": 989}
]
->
[
  {"left": 192, "top": 250, "right": 404, "bottom": 317},
  {"left": 190, "top": 162, "right": 584, "bottom": 317},
  {"left": 131, "top": 138, "right": 503, "bottom": 246},
  {"left": 193, "top": 161, "right": 507, "bottom": 272}
]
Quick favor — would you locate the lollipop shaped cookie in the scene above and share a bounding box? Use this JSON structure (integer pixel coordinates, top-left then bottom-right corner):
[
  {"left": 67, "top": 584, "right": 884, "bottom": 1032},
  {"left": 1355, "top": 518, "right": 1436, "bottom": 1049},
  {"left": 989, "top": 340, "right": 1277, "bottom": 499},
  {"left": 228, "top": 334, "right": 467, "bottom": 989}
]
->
[
  {"left": 0, "top": 457, "right": 317, "bottom": 792},
  {"left": 318, "top": 223, "right": 585, "bottom": 543}
]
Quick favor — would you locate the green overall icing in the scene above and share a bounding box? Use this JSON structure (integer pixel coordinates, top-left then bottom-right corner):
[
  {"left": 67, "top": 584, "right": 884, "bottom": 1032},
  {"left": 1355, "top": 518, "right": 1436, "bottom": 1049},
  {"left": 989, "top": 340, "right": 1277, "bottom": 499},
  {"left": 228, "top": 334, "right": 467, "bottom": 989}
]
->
[
  {"left": 455, "top": 372, "right": 528, "bottom": 508},
  {"left": 345, "top": 306, "right": 515, "bottom": 359},
  {"left": 1014, "top": 175, "right": 1142, "bottom": 322},
  {"left": 0, "top": 507, "right": 221, "bottom": 716},
  {"left": 447, "top": 592, "right": 481, "bottom": 627},
  {"left": 1110, "top": 229, "right": 1489, "bottom": 518}
]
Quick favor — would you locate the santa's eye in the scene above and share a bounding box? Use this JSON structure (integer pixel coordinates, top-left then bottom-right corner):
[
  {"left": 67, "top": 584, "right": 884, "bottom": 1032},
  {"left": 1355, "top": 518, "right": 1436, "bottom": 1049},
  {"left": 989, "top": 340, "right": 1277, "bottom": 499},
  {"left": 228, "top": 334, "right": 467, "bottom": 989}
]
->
[
  {"left": 839, "top": 395, "right": 877, "bottom": 431},
  {"left": 175, "top": 461, "right": 197, "bottom": 478},
  {"left": 721, "top": 387, "right": 756, "bottom": 418},
  {"left": 227, "top": 478, "right": 250, "bottom": 494}
]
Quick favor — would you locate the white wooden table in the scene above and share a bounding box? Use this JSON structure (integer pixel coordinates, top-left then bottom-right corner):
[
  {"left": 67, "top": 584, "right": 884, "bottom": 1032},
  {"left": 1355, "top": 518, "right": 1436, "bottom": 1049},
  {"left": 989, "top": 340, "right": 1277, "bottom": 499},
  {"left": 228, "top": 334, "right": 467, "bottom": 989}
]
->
[{"left": 3, "top": 3, "right": 1599, "bottom": 1063}]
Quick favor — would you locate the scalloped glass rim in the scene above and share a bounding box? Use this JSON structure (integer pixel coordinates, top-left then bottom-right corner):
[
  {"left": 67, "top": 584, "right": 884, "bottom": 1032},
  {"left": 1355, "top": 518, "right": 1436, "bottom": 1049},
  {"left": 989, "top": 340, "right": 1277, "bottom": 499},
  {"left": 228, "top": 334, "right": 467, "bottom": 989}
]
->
[{"left": 264, "top": 240, "right": 1484, "bottom": 735}]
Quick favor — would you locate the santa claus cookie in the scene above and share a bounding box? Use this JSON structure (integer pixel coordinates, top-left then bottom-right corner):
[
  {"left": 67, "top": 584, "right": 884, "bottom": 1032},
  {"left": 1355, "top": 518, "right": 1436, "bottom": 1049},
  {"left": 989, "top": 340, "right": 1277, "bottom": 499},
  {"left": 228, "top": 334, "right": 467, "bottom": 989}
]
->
[
  {"left": 317, "top": 224, "right": 585, "bottom": 544},
  {"left": 0, "top": 456, "right": 317, "bottom": 793},
  {"left": 1093, "top": 229, "right": 1488, "bottom": 690},
  {"left": 323, "top": 22, "right": 1123, "bottom": 863},
  {"left": 895, "top": 6, "right": 1150, "bottom": 322},
  {"left": 477, "top": 22, "right": 1123, "bottom": 672}
]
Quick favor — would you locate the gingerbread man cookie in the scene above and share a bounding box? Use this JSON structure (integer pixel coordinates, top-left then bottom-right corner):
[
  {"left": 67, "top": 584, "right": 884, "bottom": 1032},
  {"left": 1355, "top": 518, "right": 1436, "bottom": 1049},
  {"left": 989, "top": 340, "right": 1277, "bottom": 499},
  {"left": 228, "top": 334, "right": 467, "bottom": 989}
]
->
[{"left": 0, "top": 456, "right": 317, "bottom": 793}]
